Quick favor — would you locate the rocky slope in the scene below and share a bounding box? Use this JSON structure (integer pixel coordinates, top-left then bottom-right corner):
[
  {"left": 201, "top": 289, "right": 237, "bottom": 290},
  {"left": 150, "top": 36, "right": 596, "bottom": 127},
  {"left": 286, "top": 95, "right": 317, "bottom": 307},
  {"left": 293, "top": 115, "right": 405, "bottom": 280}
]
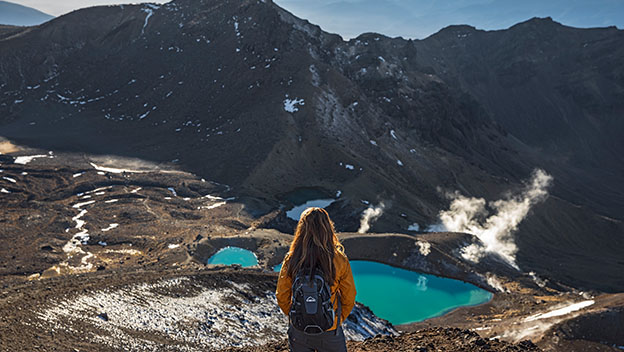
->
[
  {"left": 0, "top": 266, "right": 397, "bottom": 351},
  {"left": 0, "top": 0, "right": 622, "bottom": 293}
]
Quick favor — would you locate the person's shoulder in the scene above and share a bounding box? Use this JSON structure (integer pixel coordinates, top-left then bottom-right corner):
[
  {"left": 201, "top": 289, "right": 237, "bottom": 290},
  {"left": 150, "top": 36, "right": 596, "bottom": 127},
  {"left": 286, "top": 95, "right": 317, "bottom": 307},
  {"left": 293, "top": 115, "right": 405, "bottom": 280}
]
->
[
  {"left": 333, "top": 248, "right": 351, "bottom": 278},
  {"left": 282, "top": 252, "right": 291, "bottom": 266},
  {"left": 334, "top": 247, "right": 349, "bottom": 264}
]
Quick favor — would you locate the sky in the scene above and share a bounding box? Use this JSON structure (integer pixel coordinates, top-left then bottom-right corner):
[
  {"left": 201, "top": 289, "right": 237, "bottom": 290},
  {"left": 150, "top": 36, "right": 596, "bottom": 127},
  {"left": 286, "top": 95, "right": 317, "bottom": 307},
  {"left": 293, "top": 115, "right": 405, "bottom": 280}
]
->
[
  {"left": 9, "top": 0, "right": 624, "bottom": 39},
  {"left": 9, "top": 0, "right": 167, "bottom": 16}
]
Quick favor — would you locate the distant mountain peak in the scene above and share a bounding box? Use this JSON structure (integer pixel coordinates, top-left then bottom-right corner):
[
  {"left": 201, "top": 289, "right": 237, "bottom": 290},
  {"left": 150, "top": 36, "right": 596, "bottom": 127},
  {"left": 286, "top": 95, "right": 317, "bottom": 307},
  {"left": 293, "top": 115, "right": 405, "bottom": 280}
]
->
[
  {"left": 512, "top": 16, "right": 561, "bottom": 28},
  {"left": 0, "top": 0, "right": 53, "bottom": 26},
  {"left": 427, "top": 24, "right": 480, "bottom": 40}
]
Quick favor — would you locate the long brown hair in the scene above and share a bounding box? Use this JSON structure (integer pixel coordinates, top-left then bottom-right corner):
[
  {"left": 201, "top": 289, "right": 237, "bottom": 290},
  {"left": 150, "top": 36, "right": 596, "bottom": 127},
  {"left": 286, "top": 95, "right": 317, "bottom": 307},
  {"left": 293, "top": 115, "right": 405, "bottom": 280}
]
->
[{"left": 286, "top": 207, "right": 343, "bottom": 286}]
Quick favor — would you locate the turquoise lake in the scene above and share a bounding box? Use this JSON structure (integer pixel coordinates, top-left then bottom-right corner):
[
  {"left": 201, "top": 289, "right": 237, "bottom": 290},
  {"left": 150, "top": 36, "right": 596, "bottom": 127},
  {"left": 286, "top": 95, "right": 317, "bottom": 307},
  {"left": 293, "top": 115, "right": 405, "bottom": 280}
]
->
[
  {"left": 215, "top": 248, "right": 492, "bottom": 325},
  {"left": 349, "top": 261, "right": 492, "bottom": 325},
  {"left": 207, "top": 247, "right": 258, "bottom": 267}
]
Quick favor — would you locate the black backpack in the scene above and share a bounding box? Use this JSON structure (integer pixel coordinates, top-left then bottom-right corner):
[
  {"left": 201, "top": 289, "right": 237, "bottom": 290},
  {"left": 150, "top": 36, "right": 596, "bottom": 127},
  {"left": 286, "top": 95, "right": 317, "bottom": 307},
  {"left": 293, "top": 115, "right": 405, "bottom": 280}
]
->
[{"left": 289, "top": 268, "right": 339, "bottom": 335}]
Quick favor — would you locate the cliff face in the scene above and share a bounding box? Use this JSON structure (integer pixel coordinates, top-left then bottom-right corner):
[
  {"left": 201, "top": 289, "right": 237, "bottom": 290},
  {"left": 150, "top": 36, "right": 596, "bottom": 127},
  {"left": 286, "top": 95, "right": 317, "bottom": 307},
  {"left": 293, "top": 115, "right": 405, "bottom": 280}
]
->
[{"left": 0, "top": 1, "right": 622, "bottom": 291}]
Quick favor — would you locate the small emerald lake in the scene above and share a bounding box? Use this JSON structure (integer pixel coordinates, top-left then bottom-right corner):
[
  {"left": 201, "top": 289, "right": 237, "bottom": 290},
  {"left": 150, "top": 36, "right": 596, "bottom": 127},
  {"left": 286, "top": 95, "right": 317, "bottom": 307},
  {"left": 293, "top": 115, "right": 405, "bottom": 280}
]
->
[
  {"left": 212, "top": 248, "right": 492, "bottom": 325},
  {"left": 207, "top": 247, "right": 258, "bottom": 267}
]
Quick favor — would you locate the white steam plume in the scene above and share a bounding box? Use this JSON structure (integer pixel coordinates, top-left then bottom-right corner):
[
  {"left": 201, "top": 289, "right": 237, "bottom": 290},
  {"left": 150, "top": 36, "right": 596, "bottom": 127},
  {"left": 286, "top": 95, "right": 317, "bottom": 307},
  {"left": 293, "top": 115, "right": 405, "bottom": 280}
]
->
[
  {"left": 438, "top": 169, "right": 553, "bottom": 270},
  {"left": 358, "top": 202, "right": 386, "bottom": 233}
]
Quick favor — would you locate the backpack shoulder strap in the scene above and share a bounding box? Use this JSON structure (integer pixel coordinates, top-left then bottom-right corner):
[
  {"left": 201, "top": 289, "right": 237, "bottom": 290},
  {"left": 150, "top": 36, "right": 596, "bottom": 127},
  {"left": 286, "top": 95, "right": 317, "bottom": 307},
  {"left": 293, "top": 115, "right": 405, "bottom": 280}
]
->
[{"left": 334, "top": 291, "right": 342, "bottom": 335}]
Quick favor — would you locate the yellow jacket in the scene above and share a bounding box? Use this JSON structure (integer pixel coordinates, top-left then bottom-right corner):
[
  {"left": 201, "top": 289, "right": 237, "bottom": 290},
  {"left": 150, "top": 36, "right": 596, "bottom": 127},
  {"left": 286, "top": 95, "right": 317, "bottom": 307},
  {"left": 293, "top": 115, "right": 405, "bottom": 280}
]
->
[{"left": 276, "top": 250, "right": 357, "bottom": 331}]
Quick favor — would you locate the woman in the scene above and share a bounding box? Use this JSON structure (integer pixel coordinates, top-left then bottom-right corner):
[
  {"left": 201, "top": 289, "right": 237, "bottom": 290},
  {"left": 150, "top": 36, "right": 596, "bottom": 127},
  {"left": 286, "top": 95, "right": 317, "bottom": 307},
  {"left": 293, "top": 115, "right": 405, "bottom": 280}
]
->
[{"left": 276, "top": 207, "right": 356, "bottom": 352}]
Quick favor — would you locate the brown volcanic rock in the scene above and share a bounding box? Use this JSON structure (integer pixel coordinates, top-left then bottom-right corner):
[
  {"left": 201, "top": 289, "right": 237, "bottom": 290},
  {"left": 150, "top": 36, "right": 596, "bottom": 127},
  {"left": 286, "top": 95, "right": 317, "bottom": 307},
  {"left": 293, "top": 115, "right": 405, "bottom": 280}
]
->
[{"left": 0, "top": 152, "right": 238, "bottom": 278}]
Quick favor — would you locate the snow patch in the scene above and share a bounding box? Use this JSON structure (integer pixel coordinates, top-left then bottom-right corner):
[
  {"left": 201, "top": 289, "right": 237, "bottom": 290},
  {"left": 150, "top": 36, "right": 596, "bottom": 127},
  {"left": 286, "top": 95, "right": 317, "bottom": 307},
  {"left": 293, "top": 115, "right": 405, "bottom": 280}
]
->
[
  {"left": 73, "top": 200, "right": 95, "bottom": 209},
  {"left": 14, "top": 155, "right": 53, "bottom": 164},
  {"left": 104, "top": 249, "right": 142, "bottom": 255},
  {"left": 141, "top": 8, "right": 154, "bottom": 35},
  {"left": 524, "top": 300, "right": 595, "bottom": 322},
  {"left": 284, "top": 97, "right": 305, "bottom": 113},
  {"left": 90, "top": 162, "right": 149, "bottom": 174},
  {"left": 71, "top": 210, "right": 88, "bottom": 234},
  {"left": 2, "top": 176, "right": 16, "bottom": 183},
  {"left": 205, "top": 201, "right": 226, "bottom": 209},
  {"left": 87, "top": 186, "right": 112, "bottom": 194},
  {"left": 54, "top": 208, "right": 96, "bottom": 273},
  {"left": 101, "top": 224, "right": 119, "bottom": 232},
  {"left": 233, "top": 20, "right": 240, "bottom": 37},
  {"left": 138, "top": 110, "right": 150, "bottom": 120}
]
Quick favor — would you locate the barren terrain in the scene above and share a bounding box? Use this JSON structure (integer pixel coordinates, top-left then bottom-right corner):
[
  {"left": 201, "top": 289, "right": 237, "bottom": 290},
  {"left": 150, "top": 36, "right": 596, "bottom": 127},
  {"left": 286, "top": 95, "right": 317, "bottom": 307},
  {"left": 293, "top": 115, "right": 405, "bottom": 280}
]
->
[{"left": 1, "top": 145, "right": 622, "bottom": 351}]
